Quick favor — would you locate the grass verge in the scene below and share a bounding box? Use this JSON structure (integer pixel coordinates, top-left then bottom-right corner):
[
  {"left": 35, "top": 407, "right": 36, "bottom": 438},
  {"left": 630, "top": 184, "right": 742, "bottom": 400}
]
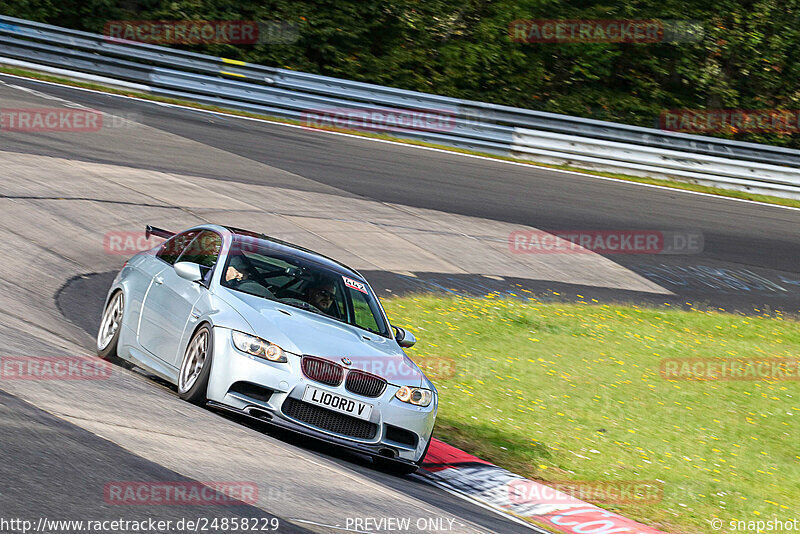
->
[
  {"left": 382, "top": 294, "right": 799, "bottom": 534},
  {"left": 2, "top": 64, "right": 800, "bottom": 210}
]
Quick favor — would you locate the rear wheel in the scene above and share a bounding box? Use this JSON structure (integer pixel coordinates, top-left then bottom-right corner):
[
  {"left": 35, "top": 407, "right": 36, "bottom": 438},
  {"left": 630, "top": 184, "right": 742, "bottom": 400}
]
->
[
  {"left": 97, "top": 291, "right": 124, "bottom": 360},
  {"left": 178, "top": 325, "right": 213, "bottom": 404}
]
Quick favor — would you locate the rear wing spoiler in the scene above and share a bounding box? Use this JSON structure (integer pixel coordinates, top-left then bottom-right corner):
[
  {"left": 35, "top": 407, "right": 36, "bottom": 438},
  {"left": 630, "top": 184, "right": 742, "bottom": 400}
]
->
[{"left": 145, "top": 225, "right": 175, "bottom": 240}]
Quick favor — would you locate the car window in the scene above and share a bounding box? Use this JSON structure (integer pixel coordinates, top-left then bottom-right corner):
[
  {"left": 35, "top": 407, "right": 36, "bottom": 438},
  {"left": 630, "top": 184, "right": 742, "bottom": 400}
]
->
[
  {"left": 303, "top": 275, "right": 345, "bottom": 320},
  {"left": 178, "top": 231, "right": 222, "bottom": 268},
  {"left": 219, "top": 237, "right": 390, "bottom": 337},
  {"left": 350, "top": 289, "right": 380, "bottom": 333},
  {"left": 156, "top": 230, "right": 199, "bottom": 265}
]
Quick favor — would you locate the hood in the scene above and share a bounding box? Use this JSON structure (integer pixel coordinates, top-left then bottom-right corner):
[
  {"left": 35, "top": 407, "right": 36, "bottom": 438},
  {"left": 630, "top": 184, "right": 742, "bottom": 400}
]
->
[{"left": 218, "top": 289, "right": 425, "bottom": 387}]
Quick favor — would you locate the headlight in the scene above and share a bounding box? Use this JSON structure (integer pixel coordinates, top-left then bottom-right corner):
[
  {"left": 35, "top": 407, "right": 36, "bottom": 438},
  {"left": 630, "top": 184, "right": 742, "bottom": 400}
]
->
[
  {"left": 231, "top": 331, "right": 287, "bottom": 363},
  {"left": 395, "top": 386, "right": 433, "bottom": 407}
]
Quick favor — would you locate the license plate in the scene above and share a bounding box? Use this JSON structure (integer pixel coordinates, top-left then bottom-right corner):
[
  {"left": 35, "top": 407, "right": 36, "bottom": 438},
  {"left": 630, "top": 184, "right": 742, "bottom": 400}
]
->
[{"left": 302, "top": 385, "right": 373, "bottom": 421}]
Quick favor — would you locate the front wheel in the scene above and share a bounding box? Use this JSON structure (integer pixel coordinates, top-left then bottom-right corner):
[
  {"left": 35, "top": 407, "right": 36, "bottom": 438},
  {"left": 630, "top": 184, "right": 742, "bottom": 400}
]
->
[
  {"left": 178, "top": 325, "right": 213, "bottom": 404},
  {"left": 97, "top": 291, "right": 124, "bottom": 360}
]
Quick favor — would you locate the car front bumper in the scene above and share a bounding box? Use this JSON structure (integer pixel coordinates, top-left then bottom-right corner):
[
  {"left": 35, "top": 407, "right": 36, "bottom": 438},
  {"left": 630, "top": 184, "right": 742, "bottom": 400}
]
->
[{"left": 206, "top": 327, "right": 437, "bottom": 464}]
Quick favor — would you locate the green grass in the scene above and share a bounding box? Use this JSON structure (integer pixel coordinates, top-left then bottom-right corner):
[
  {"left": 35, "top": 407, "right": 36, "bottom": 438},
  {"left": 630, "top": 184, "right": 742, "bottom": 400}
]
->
[
  {"left": 382, "top": 294, "right": 800, "bottom": 533},
  {"left": 3, "top": 64, "right": 800, "bottom": 211}
]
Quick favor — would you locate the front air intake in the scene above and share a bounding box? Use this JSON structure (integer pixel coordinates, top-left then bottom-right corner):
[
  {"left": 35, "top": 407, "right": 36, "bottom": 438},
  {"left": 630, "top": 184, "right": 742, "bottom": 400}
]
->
[{"left": 282, "top": 397, "right": 377, "bottom": 439}]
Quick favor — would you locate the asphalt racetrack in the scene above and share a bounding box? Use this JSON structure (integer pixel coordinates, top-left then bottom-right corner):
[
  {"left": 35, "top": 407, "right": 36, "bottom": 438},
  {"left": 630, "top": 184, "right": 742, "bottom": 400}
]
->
[{"left": 2, "top": 73, "right": 800, "bottom": 533}]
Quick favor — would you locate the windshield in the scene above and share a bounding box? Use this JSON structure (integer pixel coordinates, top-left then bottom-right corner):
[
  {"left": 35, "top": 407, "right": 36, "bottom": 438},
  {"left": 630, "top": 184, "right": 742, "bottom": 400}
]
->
[{"left": 220, "top": 237, "right": 390, "bottom": 337}]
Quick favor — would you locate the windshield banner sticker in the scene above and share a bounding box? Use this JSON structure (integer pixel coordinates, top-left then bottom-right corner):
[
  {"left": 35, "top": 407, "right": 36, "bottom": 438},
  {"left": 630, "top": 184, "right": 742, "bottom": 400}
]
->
[{"left": 343, "top": 276, "right": 368, "bottom": 294}]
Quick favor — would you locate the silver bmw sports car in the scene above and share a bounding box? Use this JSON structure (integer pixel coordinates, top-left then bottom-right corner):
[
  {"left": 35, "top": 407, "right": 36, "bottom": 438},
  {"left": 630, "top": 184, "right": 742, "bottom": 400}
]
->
[{"left": 97, "top": 224, "right": 437, "bottom": 474}]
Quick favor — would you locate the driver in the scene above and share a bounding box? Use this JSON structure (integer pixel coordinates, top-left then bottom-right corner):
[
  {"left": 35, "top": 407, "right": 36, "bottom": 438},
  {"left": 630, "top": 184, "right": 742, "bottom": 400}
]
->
[
  {"left": 223, "top": 254, "right": 275, "bottom": 299},
  {"left": 225, "top": 255, "right": 251, "bottom": 284},
  {"left": 305, "top": 280, "right": 339, "bottom": 317}
]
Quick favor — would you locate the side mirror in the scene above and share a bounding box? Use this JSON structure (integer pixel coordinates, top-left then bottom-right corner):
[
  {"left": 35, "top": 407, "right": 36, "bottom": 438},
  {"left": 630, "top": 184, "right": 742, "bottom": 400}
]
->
[
  {"left": 174, "top": 261, "right": 203, "bottom": 283},
  {"left": 393, "top": 326, "right": 416, "bottom": 348}
]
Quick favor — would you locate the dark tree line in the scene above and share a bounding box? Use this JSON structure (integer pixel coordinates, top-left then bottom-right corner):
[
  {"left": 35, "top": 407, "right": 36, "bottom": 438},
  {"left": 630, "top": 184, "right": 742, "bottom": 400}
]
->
[{"left": 3, "top": 0, "right": 800, "bottom": 147}]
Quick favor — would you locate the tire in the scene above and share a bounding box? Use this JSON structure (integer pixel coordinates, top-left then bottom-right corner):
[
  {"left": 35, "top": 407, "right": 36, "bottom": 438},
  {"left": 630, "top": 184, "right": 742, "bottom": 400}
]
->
[
  {"left": 373, "top": 433, "right": 433, "bottom": 476},
  {"left": 97, "top": 291, "right": 124, "bottom": 360},
  {"left": 178, "top": 324, "right": 213, "bottom": 404}
]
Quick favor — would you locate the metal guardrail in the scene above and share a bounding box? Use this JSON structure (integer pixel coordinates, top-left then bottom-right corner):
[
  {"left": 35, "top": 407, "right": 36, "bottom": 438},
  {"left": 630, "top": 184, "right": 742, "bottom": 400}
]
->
[{"left": 1, "top": 15, "right": 799, "bottom": 198}]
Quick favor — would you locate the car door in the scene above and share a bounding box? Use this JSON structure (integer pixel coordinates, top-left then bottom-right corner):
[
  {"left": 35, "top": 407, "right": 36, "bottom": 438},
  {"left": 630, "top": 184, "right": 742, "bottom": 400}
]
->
[
  {"left": 165, "top": 230, "right": 223, "bottom": 367},
  {"left": 138, "top": 230, "right": 205, "bottom": 365}
]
